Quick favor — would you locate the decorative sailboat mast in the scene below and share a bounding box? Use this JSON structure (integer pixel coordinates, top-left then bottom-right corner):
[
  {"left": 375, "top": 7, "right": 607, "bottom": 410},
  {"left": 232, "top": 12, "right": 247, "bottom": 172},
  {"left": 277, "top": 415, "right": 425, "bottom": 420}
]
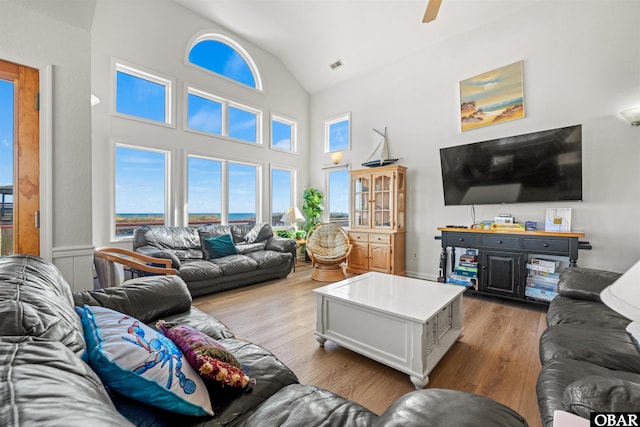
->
[{"left": 361, "top": 127, "right": 399, "bottom": 168}]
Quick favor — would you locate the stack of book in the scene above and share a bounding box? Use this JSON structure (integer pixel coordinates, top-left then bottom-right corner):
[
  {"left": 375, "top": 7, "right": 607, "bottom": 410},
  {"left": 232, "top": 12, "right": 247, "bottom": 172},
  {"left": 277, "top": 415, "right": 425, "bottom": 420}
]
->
[
  {"left": 447, "top": 251, "right": 478, "bottom": 288},
  {"left": 525, "top": 258, "right": 562, "bottom": 302}
]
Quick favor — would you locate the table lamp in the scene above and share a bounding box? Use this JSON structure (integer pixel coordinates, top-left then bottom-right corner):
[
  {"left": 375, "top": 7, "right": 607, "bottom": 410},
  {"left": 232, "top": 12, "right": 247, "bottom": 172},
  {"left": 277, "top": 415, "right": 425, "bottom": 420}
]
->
[{"left": 281, "top": 207, "right": 305, "bottom": 232}]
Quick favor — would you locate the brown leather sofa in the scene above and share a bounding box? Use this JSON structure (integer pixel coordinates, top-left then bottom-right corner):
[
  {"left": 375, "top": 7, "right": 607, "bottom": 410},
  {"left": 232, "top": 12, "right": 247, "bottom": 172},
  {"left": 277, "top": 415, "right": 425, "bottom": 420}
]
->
[{"left": 0, "top": 254, "right": 529, "bottom": 426}]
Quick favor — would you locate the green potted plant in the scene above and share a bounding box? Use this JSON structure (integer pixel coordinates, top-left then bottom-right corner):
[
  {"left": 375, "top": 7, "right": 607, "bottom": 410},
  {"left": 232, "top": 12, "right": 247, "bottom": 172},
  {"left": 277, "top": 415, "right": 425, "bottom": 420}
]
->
[{"left": 301, "top": 188, "right": 324, "bottom": 261}]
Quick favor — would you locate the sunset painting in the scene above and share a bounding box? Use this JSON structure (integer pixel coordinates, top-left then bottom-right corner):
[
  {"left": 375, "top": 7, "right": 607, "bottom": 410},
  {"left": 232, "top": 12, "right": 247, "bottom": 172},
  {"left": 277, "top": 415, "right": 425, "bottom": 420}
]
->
[{"left": 460, "top": 61, "right": 525, "bottom": 131}]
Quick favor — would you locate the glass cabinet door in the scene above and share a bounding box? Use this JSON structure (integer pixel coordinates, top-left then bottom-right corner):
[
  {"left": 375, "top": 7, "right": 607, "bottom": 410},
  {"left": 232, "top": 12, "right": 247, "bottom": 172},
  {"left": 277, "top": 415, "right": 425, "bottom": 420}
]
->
[
  {"left": 396, "top": 169, "right": 405, "bottom": 231},
  {"left": 373, "top": 172, "right": 393, "bottom": 229},
  {"left": 352, "top": 175, "right": 370, "bottom": 228}
]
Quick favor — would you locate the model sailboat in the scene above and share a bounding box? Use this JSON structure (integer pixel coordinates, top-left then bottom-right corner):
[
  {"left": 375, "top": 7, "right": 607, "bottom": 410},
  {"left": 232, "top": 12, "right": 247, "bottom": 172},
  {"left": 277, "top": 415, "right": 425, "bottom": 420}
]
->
[{"left": 361, "top": 127, "right": 399, "bottom": 168}]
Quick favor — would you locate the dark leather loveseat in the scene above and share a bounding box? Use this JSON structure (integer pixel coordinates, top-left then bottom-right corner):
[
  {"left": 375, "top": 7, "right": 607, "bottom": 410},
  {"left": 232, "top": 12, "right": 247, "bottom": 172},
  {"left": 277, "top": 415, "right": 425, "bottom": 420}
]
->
[
  {"left": 132, "top": 223, "right": 295, "bottom": 297},
  {"left": 0, "top": 254, "right": 529, "bottom": 426},
  {"left": 537, "top": 267, "right": 640, "bottom": 426}
]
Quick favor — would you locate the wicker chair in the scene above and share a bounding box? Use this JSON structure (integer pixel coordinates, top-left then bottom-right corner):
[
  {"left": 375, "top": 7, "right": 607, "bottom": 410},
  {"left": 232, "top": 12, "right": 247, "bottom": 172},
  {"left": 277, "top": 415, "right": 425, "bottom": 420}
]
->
[
  {"left": 93, "top": 247, "right": 177, "bottom": 289},
  {"left": 305, "top": 223, "right": 352, "bottom": 282}
]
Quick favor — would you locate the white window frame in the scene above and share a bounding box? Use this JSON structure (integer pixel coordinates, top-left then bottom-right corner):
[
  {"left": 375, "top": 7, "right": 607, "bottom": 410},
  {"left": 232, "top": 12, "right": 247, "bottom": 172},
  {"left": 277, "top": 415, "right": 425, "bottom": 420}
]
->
[
  {"left": 112, "top": 141, "right": 171, "bottom": 241},
  {"left": 112, "top": 58, "right": 175, "bottom": 128},
  {"left": 185, "top": 85, "right": 263, "bottom": 146},
  {"left": 270, "top": 113, "right": 297, "bottom": 153},
  {"left": 323, "top": 164, "right": 350, "bottom": 226},
  {"left": 186, "top": 32, "right": 263, "bottom": 92},
  {"left": 186, "top": 153, "right": 263, "bottom": 225},
  {"left": 324, "top": 112, "right": 351, "bottom": 153},
  {"left": 270, "top": 165, "right": 297, "bottom": 229}
]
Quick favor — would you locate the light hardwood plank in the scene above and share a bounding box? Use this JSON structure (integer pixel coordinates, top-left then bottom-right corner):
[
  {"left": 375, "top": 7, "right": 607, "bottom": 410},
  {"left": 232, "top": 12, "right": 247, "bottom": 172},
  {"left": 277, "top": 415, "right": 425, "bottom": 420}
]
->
[{"left": 193, "top": 265, "right": 545, "bottom": 425}]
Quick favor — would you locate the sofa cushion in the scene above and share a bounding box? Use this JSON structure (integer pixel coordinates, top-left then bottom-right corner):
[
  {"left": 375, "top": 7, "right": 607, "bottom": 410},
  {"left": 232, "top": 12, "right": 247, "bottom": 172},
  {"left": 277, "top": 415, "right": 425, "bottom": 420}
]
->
[
  {"left": 0, "top": 254, "right": 86, "bottom": 355},
  {"left": 203, "top": 234, "right": 238, "bottom": 259},
  {"left": 177, "top": 260, "right": 224, "bottom": 283},
  {"left": 242, "top": 223, "right": 273, "bottom": 244},
  {"left": 198, "top": 226, "right": 233, "bottom": 260},
  {"left": 557, "top": 267, "right": 622, "bottom": 302},
  {"left": 540, "top": 324, "right": 640, "bottom": 373},
  {"left": 134, "top": 227, "right": 203, "bottom": 261},
  {"left": 0, "top": 336, "right": 133, "bottom": 427},
  {"left": 547, "top": 295, "right": 631, "bottom": 328},
  {"left": 246, "top": 250, "right": 293, "bottom": 270},
  {"left": 563, "top": 375, "right": 640, "bottom": 418},
  {"left": 77, "top": 305, "right": 213, "bottom": 416},
  {"left": 157, "top": 321, "right": 253, "bottom": 388},
  {"left": 212, "top": 255, "right": 258, "bottom": 275},
  {"left": 236, "top": 241, "right": 267, "bottom": 255}
]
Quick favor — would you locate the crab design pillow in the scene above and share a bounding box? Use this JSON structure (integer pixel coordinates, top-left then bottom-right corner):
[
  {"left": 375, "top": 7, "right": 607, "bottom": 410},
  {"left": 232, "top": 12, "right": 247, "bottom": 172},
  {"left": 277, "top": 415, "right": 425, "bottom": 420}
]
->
[{"left": 77, "top": 305, "right": 213, "bottom": 416}]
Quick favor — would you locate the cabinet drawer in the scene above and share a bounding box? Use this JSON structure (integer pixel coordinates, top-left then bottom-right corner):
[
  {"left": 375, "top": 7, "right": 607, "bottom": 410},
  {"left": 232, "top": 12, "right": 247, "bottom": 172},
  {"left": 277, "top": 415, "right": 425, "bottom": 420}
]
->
[
  {"left": 445, "top": 233, "right": 481, "bottom": 247},
  {"left": 482, "top": 235, "right": 520, "bottom": 249},
  {"left": 523, "top": 238, "right": 568, "bottom": 253},
  {"left": 369, "top": 233, "right": 391, "bottom": 244},
  {"left": 349, "top": 232, "right": 369, "bottom": 242}
]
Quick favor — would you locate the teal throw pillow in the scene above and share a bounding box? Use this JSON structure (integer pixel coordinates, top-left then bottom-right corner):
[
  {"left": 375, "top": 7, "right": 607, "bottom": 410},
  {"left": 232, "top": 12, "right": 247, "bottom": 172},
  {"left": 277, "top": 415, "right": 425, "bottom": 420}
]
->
[
  {"left": 204, "top": 234, "right": 238, "bottom": 259},
  {"left": 77, "top": 305, "right": 213, "bottom": 416}
]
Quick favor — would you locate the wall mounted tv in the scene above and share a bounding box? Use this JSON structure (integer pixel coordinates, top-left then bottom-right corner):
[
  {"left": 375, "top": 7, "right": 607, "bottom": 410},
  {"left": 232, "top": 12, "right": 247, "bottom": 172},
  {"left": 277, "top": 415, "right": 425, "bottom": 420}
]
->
[{"left": 439, "top": 124, "right": 582, "bottom": 206}]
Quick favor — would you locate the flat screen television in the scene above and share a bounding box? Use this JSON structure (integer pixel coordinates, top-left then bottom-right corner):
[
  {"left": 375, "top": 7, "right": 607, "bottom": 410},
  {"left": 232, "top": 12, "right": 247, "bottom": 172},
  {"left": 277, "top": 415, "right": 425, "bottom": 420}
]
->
[{"left": 439, "top": 125, "right": 582, "bottom": 206}]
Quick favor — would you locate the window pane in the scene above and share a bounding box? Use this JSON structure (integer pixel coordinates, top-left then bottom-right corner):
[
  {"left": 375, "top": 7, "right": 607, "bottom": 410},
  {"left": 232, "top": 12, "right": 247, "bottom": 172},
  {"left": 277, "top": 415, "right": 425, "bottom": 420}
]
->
[
  {"left": 272, "top": 120, "right": 292, "bottom": 151},
  {"left": 188, "top": 157, "right": 222, "bottom": 227},
  {"left": 328, "top": 169, "right": 349, "bottom": 227},
  {"left": 189, "top": 39, "right": 256, "bottom": 88},
  {"left": 0, "top": 80, "right": 14, "bottom": 255},
  {"left": 271, "top": 169, "right": 292, "bottom": 227},
  {"left": 229, "top": 163, "right": 256, "bottom": 224},
  {"left": 328, "top": 119, "right": 350, "bottom": 152},
  {"left": 115, "top": 146, "right": 166, "bottom": 237},
  {"left": 229, "top": 106, "right": 257, "bottom": 143},
  {"left": 116, "top": 70, "right": 166, "bottom": 123},
  {"left": 187, "top": 93, "right": 222, "bottom": 135}
]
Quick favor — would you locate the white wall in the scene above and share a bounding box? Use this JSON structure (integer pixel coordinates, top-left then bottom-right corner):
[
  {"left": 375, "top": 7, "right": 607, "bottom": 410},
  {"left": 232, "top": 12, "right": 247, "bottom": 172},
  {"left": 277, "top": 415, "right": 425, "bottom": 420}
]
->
[
  {"left": 310, "top": 0, "right": 640, "bottom": 277},
  {"left": 0, "top": 0, "right": 94, "bottom": 290},
  {"left": 90, "top": 0, "right": 310, "bottom": 249}
]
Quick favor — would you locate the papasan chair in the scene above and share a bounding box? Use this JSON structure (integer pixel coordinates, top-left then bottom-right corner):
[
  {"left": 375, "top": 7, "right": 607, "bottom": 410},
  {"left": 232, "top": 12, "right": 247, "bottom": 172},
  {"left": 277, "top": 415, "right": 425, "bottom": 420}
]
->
[{"left": 305, "top": 223, "right": 352, "bottom": 282}]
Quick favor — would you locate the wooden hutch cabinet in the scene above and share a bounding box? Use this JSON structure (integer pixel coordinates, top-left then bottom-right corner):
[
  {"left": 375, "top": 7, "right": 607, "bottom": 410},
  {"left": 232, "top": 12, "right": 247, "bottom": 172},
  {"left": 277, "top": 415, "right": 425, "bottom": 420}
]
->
[{"left": 346, "top": 165, "right": 406, "bottom": 275}]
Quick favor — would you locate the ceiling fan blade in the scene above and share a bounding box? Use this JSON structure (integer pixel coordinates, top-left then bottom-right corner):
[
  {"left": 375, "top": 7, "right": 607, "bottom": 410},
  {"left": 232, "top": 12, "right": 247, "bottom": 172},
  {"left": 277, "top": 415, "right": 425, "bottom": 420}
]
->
[{"left": 422, "top": 0, "right": 442, "bottom": 23}]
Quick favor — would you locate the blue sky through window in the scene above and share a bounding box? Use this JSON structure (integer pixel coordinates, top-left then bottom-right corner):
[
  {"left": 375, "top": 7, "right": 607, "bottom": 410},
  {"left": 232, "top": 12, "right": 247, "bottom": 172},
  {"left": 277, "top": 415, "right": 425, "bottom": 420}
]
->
[
  {"left": 272, "top": 120, "right": 292, "bottom": 151},
  {"left": 116, "top": 146, "right": 165, "bottom": 214},
  {"left": 228, "top": 106, "right": 257, "bottom": 143},
  {"left": 328, "top": 169, "right": 349, "bottom": 223},
  {"left": 229, "top": 163, "right": 257, "bottom": 219},
  {"left": 188, "top": 157, "right": 222, "bottom": 216},
  {"left": 116, "top": 71, "right": 166, "bottom": 123},
  {"left": 189, "top": 39, "right": 256, "bottom": 88},
  {"left": 328, "top": 119, "right": 349, "bottom": 152},
  {"left": 0, "top": 80, "right": 14, "bottom": 196},
  {"left": 187, "top": 93, "right": 222, "bottom": 135},
  {"left": 271, "top": 169, "right": 292, "bottom": 224}
]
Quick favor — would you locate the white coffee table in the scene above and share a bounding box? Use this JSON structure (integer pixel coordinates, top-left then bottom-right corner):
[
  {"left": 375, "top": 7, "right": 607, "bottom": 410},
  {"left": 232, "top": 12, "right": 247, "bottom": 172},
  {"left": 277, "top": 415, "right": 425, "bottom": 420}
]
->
[{"left": 313, "top": 272, "right": 465, "bottom": 388}]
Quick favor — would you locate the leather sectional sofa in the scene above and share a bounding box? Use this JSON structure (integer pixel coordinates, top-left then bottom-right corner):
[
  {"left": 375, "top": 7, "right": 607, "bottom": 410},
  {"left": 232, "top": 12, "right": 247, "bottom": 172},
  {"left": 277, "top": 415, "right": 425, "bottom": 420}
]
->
[
  {"left": 0, "top": 254, "right": 529, "bottom": 426},
  {"left": 132, "top": 223, "right": 296, "bottom": 297},
  {"left": 537, "top": 267, "right": 639, "bottom": 426}
]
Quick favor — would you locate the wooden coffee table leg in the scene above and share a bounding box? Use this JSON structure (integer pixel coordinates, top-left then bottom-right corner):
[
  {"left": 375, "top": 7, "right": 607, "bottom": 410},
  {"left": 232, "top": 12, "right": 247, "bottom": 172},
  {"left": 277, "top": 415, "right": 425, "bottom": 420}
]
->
[{"left": 410, "top": 375, "right": 429, "bottom": 389}]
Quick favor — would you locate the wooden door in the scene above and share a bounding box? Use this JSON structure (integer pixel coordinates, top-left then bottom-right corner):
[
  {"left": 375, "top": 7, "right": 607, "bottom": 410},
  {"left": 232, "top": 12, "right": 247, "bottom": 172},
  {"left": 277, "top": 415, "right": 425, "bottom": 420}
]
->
[{"left": 0, "top": 59, "right": 40, "bottom": 255}]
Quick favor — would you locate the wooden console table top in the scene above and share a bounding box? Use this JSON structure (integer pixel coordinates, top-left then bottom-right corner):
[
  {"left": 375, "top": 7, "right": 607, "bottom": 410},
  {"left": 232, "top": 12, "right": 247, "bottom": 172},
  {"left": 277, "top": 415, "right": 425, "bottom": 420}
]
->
[{"left": 437, "top": 227, "right": 584, "bottom": 238}]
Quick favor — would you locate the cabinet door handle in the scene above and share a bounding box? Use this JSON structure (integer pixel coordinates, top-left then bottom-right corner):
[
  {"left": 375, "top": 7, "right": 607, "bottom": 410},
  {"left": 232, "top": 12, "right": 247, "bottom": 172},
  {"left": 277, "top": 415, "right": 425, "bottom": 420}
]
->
[
  {"left": 497, "top": 240, "right": 503, "bottom": 244},
  {"left": 543, "top": 243, "right": 549, "bottom": 248},
  {"left": 458, "top": 238, "right": 464, "bottom": 242}
]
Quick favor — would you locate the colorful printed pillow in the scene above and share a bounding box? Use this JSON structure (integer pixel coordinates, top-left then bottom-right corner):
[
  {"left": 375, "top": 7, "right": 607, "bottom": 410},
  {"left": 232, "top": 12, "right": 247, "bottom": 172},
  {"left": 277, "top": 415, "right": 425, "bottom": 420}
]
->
[
  {"left": 203, "top": 234, "right": 238, "bottom": 259},
  {"left": 157, "top": 321, "right": 255, "bottom": 389},
  {"left": 77, "top": 305, "right": 213, "bottom": 416}
]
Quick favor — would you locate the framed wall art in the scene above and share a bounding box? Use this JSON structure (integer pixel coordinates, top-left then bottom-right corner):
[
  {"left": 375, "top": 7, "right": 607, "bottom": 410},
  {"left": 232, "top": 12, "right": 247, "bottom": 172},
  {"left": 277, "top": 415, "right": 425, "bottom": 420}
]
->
[{"left": 459, "top": 61, "right": 525, "bottom": 131}]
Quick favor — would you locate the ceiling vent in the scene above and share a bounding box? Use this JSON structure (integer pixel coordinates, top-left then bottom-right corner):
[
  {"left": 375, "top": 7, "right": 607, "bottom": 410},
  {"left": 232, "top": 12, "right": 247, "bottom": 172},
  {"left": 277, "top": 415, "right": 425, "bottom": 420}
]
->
[{"left": 329, "top": 59, "right": 343, "bottom": 70}]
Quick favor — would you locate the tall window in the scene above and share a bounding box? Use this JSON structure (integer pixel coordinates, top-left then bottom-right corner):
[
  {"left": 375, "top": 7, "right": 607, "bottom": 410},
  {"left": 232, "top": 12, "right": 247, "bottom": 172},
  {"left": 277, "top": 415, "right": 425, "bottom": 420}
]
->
[
  {"left": 271, "top": 168, "right": 294, "bottom": 227},
  {"left": 188, "top": 157, "right": 222, "bottom": 226},
  {"left": 115, "top": 145, "right": 167, "bottom": 237},
  {"left": 326, "top": 167, "right": 349, "bottom": 227},
  {"left": 0, "top": 79, "right": 14, "bottom": 255},
  {"left": 324, "top": 113, "right": 350, "bottom": 153},
  {"left": 187, "top": 155, "right": 261, "bottom": 226},
  {"left": 186, "top": 87, "right": 261, "bottom": 144},
  {"left": 114, "top": 61, "right": 173, "bottom": 125},
  {"left": 188, "top": 34, "right": 262, "bottom": 90},
  {"left": 271, "top": 114, "right": 296, "bottom": 153}
]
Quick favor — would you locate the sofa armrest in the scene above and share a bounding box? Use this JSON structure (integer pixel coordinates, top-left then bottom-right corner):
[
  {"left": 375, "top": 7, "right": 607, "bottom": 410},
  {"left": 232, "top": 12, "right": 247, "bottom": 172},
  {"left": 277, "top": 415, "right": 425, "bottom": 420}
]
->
[
  {"left": 374, "top": 389, "right": 528, "bottom": 427},
  {"left": 134, "top": 245, "right": 181, "bottom": 269},
  {"left": 557, "top": 268, "right": 622, "bottom": 302},
  {"left": 563, "top": 375, "right": 640, "bottom": 418},
  {"left": 73, "top": 275, "right": 192, "bottom": 323},
  {"left": 266, "top": 236, "right": 297, "bottom": 269}
]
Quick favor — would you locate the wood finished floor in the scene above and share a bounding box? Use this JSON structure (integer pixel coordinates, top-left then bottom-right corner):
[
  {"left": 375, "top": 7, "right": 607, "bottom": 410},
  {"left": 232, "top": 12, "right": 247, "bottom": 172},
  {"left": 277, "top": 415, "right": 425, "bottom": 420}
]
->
[{"left": 193, "top": 263, "right": 546, "bottom": 426}]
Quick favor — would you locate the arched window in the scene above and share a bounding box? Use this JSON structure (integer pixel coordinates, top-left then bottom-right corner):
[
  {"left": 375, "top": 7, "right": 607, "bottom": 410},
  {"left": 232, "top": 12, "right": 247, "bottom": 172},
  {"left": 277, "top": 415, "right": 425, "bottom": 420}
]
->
[{"left": 188, "top": 34, "right": 262, "bottom": 90}]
